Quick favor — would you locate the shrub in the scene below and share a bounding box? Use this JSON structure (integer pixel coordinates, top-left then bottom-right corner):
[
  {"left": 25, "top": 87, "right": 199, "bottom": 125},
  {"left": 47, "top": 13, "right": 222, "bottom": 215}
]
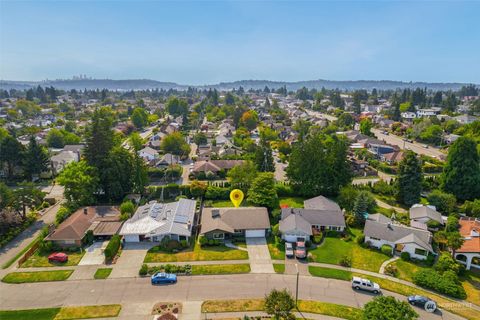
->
[
  {"left": 180, "top": 240, "right": 189, "bottom": 248},
  {"left": 435, "top": 253, "right": 463, "bottom": 275},
  {"left": 198, "top": 235, "right": 207, "bottom": 246},
  {"left": 208, "top": 239, "right": 214, "bottom": 246},
  {"left": 190, "top": 180, "right": 208, "bottom": 198},
  {"left": 271, "top": 223, "right": 280, "bottom": 237},
  {"left": 427, "top": 190, "right": 457, "bottom": 214},
  {"left": 205, "top": 186, "right": 230, "bottom": 200},
  {"left": 384, "top": 264, "right": 398, "bottom": 277},
  {"left": 274, "top": 183, "right": 294, "bottom": 197},
  {"left": 55, "top": 206, "right": 75, "bottom": 225},
  {"left": 340, "top": 255, "right": 352, "bottom": 267},
  {"left": 400, "top": 252, "right": 410, "bottom": 261},
  {"left": 381, "top": 244, "right": 393, "bottom": 256},
  {"left": 413, "top": 269, "right": 466, "bottom": 299},
  {"left": 120, "top": 201, "right": 135, "bottom": 217},
  {"left": 313, "top": 233, "right": 323, "bottom": 244},
  {"left": 356, "top": 233, "right": 365, "bottom": 245},
  {"left": 104, "top": 235, "right": 121, "bottom": 261},
  {"left": 139, "top": 264, "right": 148, "bottom": 276},
  {"left": 326, "top": 230, "right": 339, "bottom": 238}
]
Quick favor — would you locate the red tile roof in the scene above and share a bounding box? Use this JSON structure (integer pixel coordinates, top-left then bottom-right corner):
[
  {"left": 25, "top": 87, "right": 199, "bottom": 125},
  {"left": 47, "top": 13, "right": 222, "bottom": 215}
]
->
[{"left": 457, "top": 217, "right": 480, "bottom": 253}]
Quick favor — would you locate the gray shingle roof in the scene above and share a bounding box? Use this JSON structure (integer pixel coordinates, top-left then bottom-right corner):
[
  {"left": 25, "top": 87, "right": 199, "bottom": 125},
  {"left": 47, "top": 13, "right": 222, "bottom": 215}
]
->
[
  {"left": 280, "top": 208, "right": 346, "bottom": 228},
  {"left": 304, "top": 196, "right": 341, "bottom": 211},
  {"left": 200, "top": 207, "right": 270, "bottom": 234},
  {"left": 409, "top": 205, "right": 443, "bottom": 224}
]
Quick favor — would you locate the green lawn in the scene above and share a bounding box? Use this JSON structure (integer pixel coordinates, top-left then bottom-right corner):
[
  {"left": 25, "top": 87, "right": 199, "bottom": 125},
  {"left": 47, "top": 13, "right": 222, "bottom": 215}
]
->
[
  {"left": 279, "top": 197, "right": 305, "bottom": 208},
  {"left": 273, "top": 263, "right": 285, "bottom": 273},
  {"left": 205, "top": 200, "right": 243, "bottom": 207},
  {"left": 144, "top": 241, "right": 248, "bottom": 262},
  {"left": 20, "top": 250, "right": 85, "bottom": 268},
  {"left": 94, "top": 268, "right": 112, "bottom": 279},
  {"left": 308, "top": 266, "right": 352, "bottom": 281},
  {"left": 191, "top": 264, "right": 250, "bottom": 275},
  {"left": 2, "top": 270, "right": 73, "bottom": 283},
  {"left": 267, "top": 237, "right": 285, "bottom": 260},
  {"left": 0, "top": 308, "right": 60, "bottom": 320},
  {"left": 308, "top": 228, "right": 390, "bottom": 272},
  {"left": 298, "top": 300, "right": 363, "bottom": 320},
  {"left": 389, "top": 259, "right": 430, "bottom": 282}
]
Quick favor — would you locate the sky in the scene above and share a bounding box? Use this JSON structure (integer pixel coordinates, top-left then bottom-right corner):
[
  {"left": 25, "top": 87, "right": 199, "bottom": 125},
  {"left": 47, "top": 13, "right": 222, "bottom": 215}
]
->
[{"left": 1, "top": 0, "right": 479, "bottom": 84}]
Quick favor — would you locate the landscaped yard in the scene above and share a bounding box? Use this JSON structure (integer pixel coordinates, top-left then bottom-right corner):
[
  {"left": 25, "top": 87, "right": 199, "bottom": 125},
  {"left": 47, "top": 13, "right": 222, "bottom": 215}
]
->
[
  {"left": 0, "top": 305, "right": 121, "bottom": 320},
  {"left": 201, "top": 299, "right": 363, "bottom": 320},
  {"left": 308, "top": 266, "right": 351, "bottom": 281},
  {"left": 2, "top": 270, "right": 74, "bottom": 283},
  {"left": 20, "top": 250, "right": 85, "bottom": 268},
  {"left": 144, "top": 242, "right": 248, "bottom": 262},
  {"left": 267, "top": 236, "right": 285, "bottom": 260},
  {"left": 278, "top": 197, "right": 305, "bottom": 208},
  {"left": 94, "top": 268, "right": 112, "bottom": 279},
  {"left": 308, "top": 228, "right": 390, "bottom": 272},
  {"left": 273, "top": 263, "right": 285, "bottom": 273},
  {"left": 191, "top": 264, "right": 250, "bottom": 275},
  {"left": 204, "top": 200, "right": 241, "bottom": 207}
]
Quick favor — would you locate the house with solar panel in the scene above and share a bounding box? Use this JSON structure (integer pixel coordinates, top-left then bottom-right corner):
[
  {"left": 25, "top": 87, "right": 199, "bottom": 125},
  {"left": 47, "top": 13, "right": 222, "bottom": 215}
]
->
[{"left": 119, "top": 198, "right": 196, "bottom": 243}]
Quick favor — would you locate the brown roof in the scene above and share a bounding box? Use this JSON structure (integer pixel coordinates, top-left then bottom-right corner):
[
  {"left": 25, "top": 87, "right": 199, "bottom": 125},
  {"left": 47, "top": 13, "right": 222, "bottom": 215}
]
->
[
  {"left": 383, "top": 151, "right": 404, "bottom": 163},
  {"left": 193, "top": 160, "right": 244, "bottom": 173},
  {"left": 200, "top": 207, "right": 270, "bottom": 234},
  {"left": 46, "top": 206, "right": 120, "bottom": 241},
  {"left": 92, "top": 221, "right": 123, "bottom": 236},
  {"left": 457, "top": 217, "right": 480, "bottom": 253}
]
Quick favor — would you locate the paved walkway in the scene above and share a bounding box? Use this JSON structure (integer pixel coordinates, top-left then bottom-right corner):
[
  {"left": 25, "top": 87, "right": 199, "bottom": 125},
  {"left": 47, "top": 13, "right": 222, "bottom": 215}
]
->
[
  {"left": 380, "top": 256, "right": 399, "bottom": 274},
  {"left": 225, "top": 241, "right": 248, "bottom": 251},
  {"left": 246, "top": 237, "right": 274, "bottom": 274},
  {"left": 147, "top": 260, "right": 248, "bottom": 266},
  {"left": 375, "top": 198, "right": 407, "bottom": 214},
  {"left": 0, "top": 201, "right": 62, "bottom": 272},
  {"left": 78, "top": 241, "right": 107, "bottom": 266},
  {"left": 182, "top": 301, "right": 202, "bottom": 320}
]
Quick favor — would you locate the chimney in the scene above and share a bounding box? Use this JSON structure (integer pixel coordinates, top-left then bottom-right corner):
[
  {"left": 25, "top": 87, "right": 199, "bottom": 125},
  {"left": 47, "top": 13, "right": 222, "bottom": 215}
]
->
[{"left": 83, "top": 208, "right": 88, "bottom": 215}]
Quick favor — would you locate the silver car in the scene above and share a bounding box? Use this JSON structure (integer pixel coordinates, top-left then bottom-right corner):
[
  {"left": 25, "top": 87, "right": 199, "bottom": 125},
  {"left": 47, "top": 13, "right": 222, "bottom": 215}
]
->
[
  {"left": 351, "top": 276, "right": 381, "bottom": 294},
  {"left": 285, "top": 242, "right": 294, "bottom": 258}
]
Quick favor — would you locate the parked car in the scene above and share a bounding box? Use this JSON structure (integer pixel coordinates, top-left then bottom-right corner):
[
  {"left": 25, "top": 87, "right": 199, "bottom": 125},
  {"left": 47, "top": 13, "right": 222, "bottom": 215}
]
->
[
  {"left": 48, "top": 252, "right": 68, "bottom": 263},
  {"left": 351, "top": 276, "right": 380, "bottom": 294},
  {"left": 151, "top": 272, "right": 177, "bottom": 285},
  {"left": 285, "top": 242, "right": 294, "bottom": 258},
  {"left": 408, "top": 295, "right": 437, "bottom": 313},
  {"left": 423, "top": 144, "right": 429, "bottom": 148},
  {"left": 295, "top": 241, "right": 307, "bottom": 259}
]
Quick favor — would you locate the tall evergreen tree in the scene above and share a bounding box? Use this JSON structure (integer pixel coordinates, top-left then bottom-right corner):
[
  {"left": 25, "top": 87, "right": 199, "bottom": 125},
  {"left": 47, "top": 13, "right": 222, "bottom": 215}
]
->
[
  {"left": 396, "top": 151, "right": 423, "bottom": 206},
  {"left": 441, "top": 137, "right": 480, "bottom": 201},
  {"left": 84, "top": 108, "right": 115, "bottom": 170},
  {"left": 23, "top": 136, "right": 49, "bottom": 180},
  {"left": 0, "top": 135, "right": 24, "bottom": 180},
  {"left": 254, "top": 140, "right": 275, "bottom": 172}
]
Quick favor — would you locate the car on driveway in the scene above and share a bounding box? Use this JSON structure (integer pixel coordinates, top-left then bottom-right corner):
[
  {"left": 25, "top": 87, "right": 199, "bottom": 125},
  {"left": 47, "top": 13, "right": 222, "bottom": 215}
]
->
[
  {"left": 151, "top": 272, "right": 177, "bottom": 285},
  {"left": 48, "top": 252, "right": 68, "bottom": 263},
  {"left": 285, "top": 242, "right": 294, "bottom": 258},
  {"left": 295, "top": 241, "right": 307, "bottom": 259},
  {"left": 351, "top": 276, "right": 380, "bottom": 294},
  {"left": 408, "top": 295, "right": 437, "bottom": 313}
]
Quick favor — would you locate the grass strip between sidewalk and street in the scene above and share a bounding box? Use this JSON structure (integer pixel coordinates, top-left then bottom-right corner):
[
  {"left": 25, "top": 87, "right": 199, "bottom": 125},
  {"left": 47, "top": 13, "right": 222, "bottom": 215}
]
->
[
  {"left": 0, "top": 304, "right": 121, "bottom": 320},
  {"left": 93, "top": 268, "right": 112, "bottom": 279},
  {"left": 308, "top": 266, "right": 480, "bottom": 320},
  {"left": 201, "top": 299, "right": 363, "bottom": 320},
  {"left": 191, "top": 264, "right": 250, "bottom": 275},
  {"left": 1, "top": 270, "right": 73, "bottom": 283}
]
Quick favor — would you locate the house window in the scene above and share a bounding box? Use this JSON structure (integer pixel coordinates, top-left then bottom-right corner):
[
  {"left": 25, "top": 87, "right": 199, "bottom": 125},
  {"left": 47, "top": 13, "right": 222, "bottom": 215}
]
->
[
  {"left": 370, "top": 237, "right": 380, "bottom": 241},
  {"left": 328, "top": 226, "right": 340, "bottom": 231},
  {"left": 233, "top": 229, "right": 243, "bottom": 234},
  {"left": 213, "top": 233, "right": 224, "bottom": 239},
  {"left": 414, "top": 248, "right": 427, "bottom": 256}
]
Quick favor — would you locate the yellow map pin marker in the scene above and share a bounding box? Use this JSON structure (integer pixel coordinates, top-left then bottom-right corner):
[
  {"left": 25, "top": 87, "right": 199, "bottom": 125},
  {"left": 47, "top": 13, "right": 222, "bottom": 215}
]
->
[{"left": 230, "top": 189, "right": 244, "bottom": 208}]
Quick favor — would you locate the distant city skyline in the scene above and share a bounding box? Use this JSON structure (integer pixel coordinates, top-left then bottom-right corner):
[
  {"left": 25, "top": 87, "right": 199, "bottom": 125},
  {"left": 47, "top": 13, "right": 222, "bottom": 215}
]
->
[{"left": 1, "top": 0, "right": 480, "bottom": 84}]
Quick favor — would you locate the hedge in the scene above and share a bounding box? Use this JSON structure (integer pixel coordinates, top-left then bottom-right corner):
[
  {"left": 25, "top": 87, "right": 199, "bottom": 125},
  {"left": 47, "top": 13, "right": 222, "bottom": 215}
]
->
[
  {"left": 205, "top": 185, "right": 230, "bottom": 200},
  {"left": 413, "top": 269, "right": 466, "bottom": 299},
  {"left": 381, "top": 244, "right": 393, "bottom": 257},
  {"left": 104, "top": 235, "right": 121, "bottom": 261}
]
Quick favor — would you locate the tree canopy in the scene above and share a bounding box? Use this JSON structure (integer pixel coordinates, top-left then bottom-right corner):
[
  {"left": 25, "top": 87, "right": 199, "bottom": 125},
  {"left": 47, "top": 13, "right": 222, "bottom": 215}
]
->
[{"left": 396, "top": 151, "right": 422, "bottom": 206}]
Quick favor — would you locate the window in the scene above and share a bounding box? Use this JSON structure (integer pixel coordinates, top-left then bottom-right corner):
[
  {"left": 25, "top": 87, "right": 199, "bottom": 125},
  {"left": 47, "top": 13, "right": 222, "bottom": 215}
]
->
[
  {"left": 414, "top": 248, "right": 427, "bottom": 256},
  {"left": 213, "top": 233, "right": 224, "bottom": 239},
  {"left": 370, "top": 237, "right": 380, "bottom": 241}
]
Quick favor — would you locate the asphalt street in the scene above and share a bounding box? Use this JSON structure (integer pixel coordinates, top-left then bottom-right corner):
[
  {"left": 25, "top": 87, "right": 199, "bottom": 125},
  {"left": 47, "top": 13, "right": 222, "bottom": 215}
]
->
[{"left": 0, "top": 274, "right": 468, "bottom": 320}]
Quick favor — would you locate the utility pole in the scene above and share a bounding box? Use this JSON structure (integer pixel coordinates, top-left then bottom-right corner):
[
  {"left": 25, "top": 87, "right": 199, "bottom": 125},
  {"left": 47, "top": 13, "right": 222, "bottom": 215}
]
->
[{"left": 295, "top": 264, "right": 299, "bottom": 308}]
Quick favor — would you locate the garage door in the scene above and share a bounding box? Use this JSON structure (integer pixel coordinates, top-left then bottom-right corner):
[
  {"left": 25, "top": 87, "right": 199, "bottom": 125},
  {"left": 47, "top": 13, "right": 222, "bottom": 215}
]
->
[
  {"left": 124, "top": 234, "right": 140, "bottom": 242},
  {"left": 283, "top": 234, "right": 298, "bottom": 243},
  {"left": 245, "top": 229, "right": 265, "bottom": 238}
]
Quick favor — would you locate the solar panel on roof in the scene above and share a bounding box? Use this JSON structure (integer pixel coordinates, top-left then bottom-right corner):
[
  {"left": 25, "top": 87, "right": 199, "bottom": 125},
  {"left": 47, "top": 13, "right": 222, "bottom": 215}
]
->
[{"left": 174, "top": 214, "right": 189, "bottom": 224}]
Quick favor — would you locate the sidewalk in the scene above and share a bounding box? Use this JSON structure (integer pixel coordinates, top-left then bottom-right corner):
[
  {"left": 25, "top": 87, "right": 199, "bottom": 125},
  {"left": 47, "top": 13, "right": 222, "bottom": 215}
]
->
[{"left": 204, "top": 311, "right": 343, "bottom": 320}]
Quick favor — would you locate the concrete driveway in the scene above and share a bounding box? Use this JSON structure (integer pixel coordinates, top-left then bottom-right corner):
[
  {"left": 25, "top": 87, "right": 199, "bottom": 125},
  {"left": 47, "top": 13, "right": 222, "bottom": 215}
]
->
[
  {"left": 246, "top": 237, "right": 274, "bottom": 274},
  {"left": 109, "top": 242, "right": 156, "bottom": 278},
  {"left": 78, "top": 241, "right": 107, "bottom": 266}
]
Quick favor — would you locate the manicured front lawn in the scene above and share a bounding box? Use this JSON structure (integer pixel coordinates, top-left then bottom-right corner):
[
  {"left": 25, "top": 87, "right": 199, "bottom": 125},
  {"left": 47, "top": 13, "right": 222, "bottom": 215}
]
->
[
  {"left": 0, "top": 305, "right": 121, "bottom": 320},
  {"left": 201, "top": 299, "right": 363, "bottom": 320},
  {"left": 308, "top": 229, "right": 390, "bottom": 272},
  {"left": 144, "top": 242, "right": 248, "bottom": 262},
  {"left": 2, "top": 270, "right": 73, "bottom": 283},
  {"left": 20, "top": 250, "right": 85, "bottom": 268},
  {"left": 191, "top": 264, "right": 250, "bottom": 275},
  {"left": 0, "top": 308, "right": 60, "bottom": 320},
  {"left": 94, "top": 268, "right": 112, "bottom": 279},
  {"left": 308, "top": 266, "right": 351, "bottom": 281},
  {"left": 267, "top": 237, "right": 285, "bottom": 260},
  {"left": 54, "top": 304, "right": 121, "bottom": 319},
  {"left": 389, "top": 259, "right": 430, "bottom": 282},
  {"left": 273, "top": 263, "right": 285, "bottom": 273},
  {"left": 205, "top": 200, "right": 242, "bottom": 207},
  {"left": 278, "top": 197, "right": 305, "bottom": 208}
]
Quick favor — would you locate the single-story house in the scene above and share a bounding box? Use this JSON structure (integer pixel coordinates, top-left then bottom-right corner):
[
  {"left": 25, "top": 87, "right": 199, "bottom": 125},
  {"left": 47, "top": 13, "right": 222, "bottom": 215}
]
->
[
  {"left": 279, "top": 196, "right": 345, "bottom": 242},
  {"left": 200, "top": 207, "right": 270, "bottom": 240},
  {"left": 120, "top": 198, "right": 196, "bottom": 242},
  {"left": 156, "top": 153, "right": 181, "bottom": 167},
  {"left": 51, "top": 150, "right": 79, "bottom": 174},
  {"left": 409, "top": 204, "right": 444, "bottom": 226},
  {"left": 381, "top": 150, "right": 404, "bottom": 165},
  {"left": 46, "top": 206, "right": 122, "bottom": 247},
  {"left": 138, "top": 147, "right": 159, "bottom": 162},
  {"left": 455, "top": 217, "right": 480, "bottom": 270},
  {"left": 364, "top": 214, "right": 434, "bottom": 260},
  {"left": 192, "top": 160, "right": 244, "bottom": 174}
]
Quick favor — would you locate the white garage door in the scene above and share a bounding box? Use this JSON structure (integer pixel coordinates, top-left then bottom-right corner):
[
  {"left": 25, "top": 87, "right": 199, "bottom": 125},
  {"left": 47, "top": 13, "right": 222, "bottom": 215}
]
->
[
  {"left": 245, "top": 229, "right": 265, "bottom": 238},
  {"left": 124, "top": 234, "right": 140, "bottom": 242}
]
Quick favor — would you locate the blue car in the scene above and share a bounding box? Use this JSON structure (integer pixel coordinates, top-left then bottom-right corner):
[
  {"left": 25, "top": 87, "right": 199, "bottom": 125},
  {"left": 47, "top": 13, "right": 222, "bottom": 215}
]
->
[{"left": 151, "top": 272, "right": 177, "bottom": 285}]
